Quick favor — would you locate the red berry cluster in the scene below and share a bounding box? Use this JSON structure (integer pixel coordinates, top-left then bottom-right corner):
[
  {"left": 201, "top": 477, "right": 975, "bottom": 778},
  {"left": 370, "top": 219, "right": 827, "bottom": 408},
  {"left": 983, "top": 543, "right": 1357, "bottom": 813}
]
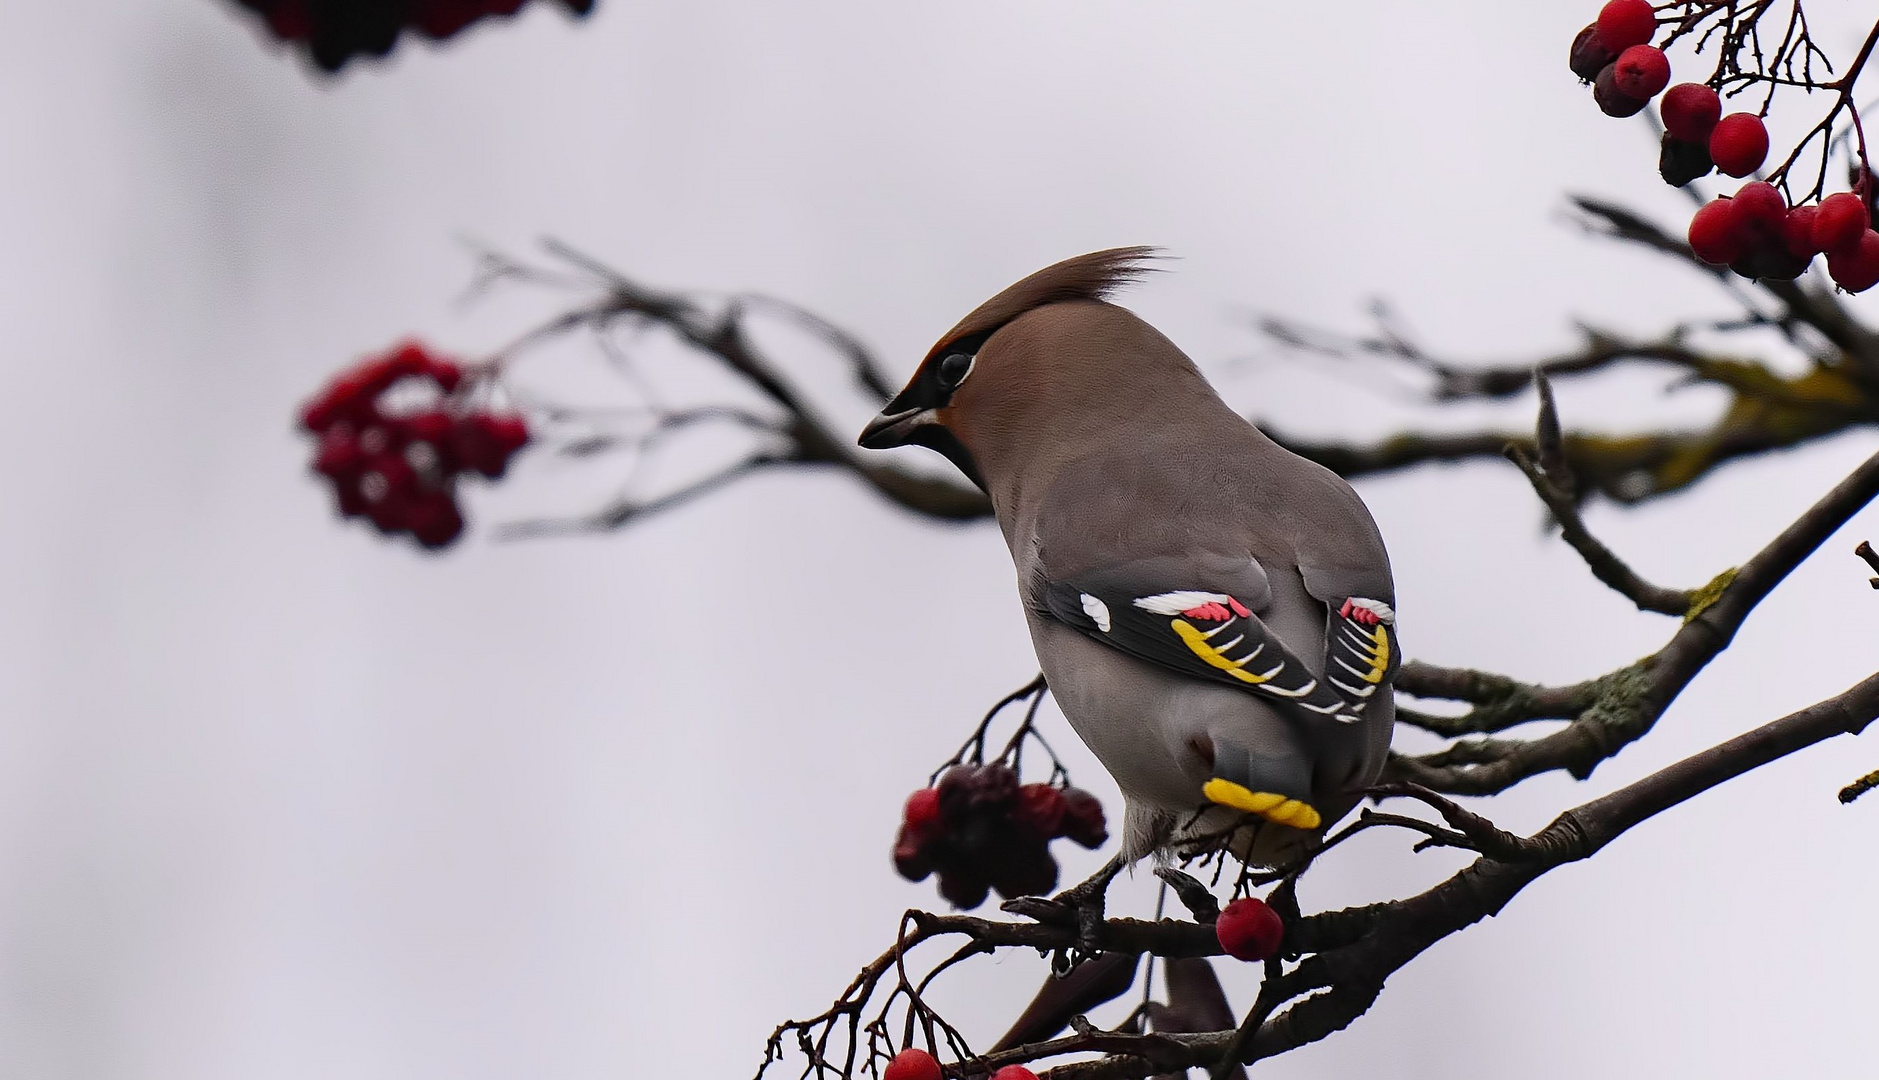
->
[
  {"left": 1688, "top": 182, "right": 1879, "bottom": 290},
  {"left": 1569, "top": 2, "right": 1771, "bottom": 182},
  {"left": 1570, "top": 1, "right": 1879, "bottom": 290},
  {"left": 233, "top": 0, "right": 596, "bottom": 72},
  {"left": 1214, "top": 896, "right": 1285, "bottom": 963},
  {"left": 893, "top": 765, "right": 1106, "bottom": 910},
  {"left": 881, "top": 1049, "right": 1036, "bottom": 1080},
  {"left": 299, "top": 341, "right": 530, "bottom": 549}
]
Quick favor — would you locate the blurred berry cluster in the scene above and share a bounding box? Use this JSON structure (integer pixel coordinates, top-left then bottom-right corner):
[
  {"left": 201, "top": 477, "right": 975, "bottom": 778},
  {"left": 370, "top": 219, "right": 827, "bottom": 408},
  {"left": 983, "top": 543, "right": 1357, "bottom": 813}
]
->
[
  {"left": 232, "top": 0, "right": 597, "bottom": 71},
  {"left": 299, "top": 341, "right": 529, "bottom": 549},
  {"left": 893, "top": 764, "right": 1106, "bottom": 910}
]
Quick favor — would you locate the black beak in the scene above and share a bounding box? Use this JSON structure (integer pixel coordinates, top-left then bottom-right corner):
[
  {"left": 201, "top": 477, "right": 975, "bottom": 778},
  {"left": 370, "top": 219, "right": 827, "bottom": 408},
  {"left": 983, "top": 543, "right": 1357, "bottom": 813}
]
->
[{"left": 857, "top": 407, "right": 932, "bottom": 450}]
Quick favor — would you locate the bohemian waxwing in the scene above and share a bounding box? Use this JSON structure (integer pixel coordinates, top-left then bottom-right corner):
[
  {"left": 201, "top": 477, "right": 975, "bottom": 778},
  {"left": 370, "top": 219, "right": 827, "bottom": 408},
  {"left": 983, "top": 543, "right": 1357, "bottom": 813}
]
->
[{"left": 859, "top": 248, "right": 1398, "bottom": 865}]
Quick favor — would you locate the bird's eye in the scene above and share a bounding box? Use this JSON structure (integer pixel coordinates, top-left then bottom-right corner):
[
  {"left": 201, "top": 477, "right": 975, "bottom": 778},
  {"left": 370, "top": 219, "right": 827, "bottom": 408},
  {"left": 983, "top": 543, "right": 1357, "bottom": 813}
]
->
[{"left": 935, "top": 352, "right": 975, "bottom": 389}]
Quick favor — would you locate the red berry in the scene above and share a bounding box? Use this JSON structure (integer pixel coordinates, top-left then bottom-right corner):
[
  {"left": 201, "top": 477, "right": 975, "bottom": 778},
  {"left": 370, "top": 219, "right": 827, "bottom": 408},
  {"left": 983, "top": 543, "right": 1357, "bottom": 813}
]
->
[
  {"left": 426, "top": 356, "right": 465, "bottom": 392},
  {"left": 1215, "top": 897, "right": 1285, "bottom": 962},
  {"left": 892, "top": 824, "right": 934, "bottom": 882},
  {"left": 1568, "top": 24, "right": 1616, "bottom": 82},
  {"left": 1660, "top": 83, "right": 1722, "bottom": 141},
  {"left": 882, "top": 1048, "right": 943, "bottom": 1080},
  {"left": 1688, "top": 197, "right": 1748, "bottom": 265},
  {"left": 1059, "top": 788, "right": 1108, "bottom": 849},
  {"left": 1709, "top": 113, "right": 1769, "bottom": 178},
  {"left": 382, "top": 341, "right": 431, "bottom": 378},
  {"left": 1611, "top": 45, "right": 1670, "bottom": 99},
  {"left": 1593, "top": 65, "right": 1646, "bottom": 118},
  {"left": 1733, "top": 181, "right": 1786, "bottom": 232},
  {"left": 1011, "top": 784, "right": 1067, "bottom": 838},
  {"left": 1596, "top": 0, "right": 1656, "bottom": 52},
  {"left": 299, "top": 374, "right": 372, "bottom": 433},
  {"left": 313, "top": 426, "right": 363, "bottom": 478},
  {"left": 1813, "top": 192, "right": 1869, "bottom": 253},
  {"left": 403, "top": 409, "right": 455, "bottom": 446},
  {"left": 990, "top": 1068, "right": 1040, "bottom": 1080},
  {"left": 904, "top": 788, "right": 942, "bottom": 832},
  {"left": 1827, "top": 231, "right": 1879, "bottom": 293},
  {"left": 1782, "top": 205, "right": 1823, "bottom": 259}
]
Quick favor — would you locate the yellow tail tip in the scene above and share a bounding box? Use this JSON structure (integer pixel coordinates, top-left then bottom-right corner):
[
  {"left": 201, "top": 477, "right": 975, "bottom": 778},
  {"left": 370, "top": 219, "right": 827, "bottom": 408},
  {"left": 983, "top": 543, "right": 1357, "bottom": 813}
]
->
[{"left": 1202, "top": 779, "right": 1322, "bottom": 831}]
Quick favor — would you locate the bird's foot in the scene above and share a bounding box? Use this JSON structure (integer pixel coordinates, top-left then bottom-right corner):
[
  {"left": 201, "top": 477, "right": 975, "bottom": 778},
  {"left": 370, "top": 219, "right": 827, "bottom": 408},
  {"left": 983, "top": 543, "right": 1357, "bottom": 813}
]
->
[{"left": 1004, "top": 857, "right": 1125, "bottom": 958}]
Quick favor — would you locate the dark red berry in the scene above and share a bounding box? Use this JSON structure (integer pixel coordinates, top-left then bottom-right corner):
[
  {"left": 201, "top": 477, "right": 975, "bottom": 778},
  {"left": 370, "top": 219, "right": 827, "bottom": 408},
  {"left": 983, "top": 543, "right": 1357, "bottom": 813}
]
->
[
  {"left": 406, "top": 493, "right": 465, "bottom": 549},
  {"left": 1596, "top": 0, "right": 1656, "bottom": 51},
  {"left": 1659, "top": 134, "right": 1712, "bottom": 187},
  {"left": 989, "top": 1067, "right": 1040, "bottom": 1080},
  {"left": 334, "top": 478, "right": 370, "bottom": 518},
  {"left": 1011, "top": 784, "right": 1067, "bottom": 838},
  {"left": 265, "top": 0, "right": 313, "bottom": 40},
  {"left": 1593, "top": 65, "right": 1647, "bottom": 118},
  {"left": 937, "top": 867, "right": 990, "bottom": 910},
  {"left": 1782, "top": 205, "right": 1823, "bottom": 259},
  {"left": 1215, "top": 897, "right": 1285, "bottom": 962},
  {"left": 882, "top": 1048, "right": 943, "bottom": 1080},
  {"left": 1661, "top": 83, "right": 1722, "bottom": 141},
  {"left": 1709, "top": 113, "right": 1769, "bottom": 178},
  {"left": 1611, "top": 45, "right": 1670, "bottom": 99},
  {"left": 453, "top": 412, "right": 531, "bottom": 478},
  {"left": 935, "top": 765, "right": 982, "bottom": 823},
  {"left": 1569, "top": 24, "right": 1617, "bottom": 82},
  {"left": 1814, "top": 192, "right": 1869, "bottom": 253},
  {"left": 904, "top": 788, "right": 942, "bottom": 832},
  {"left": 987, "top": 833, "right": 1058, "bottom": 900},
  {"left": 1059, "top": 788, "right": 1108, "bottom": 849},
  {"left": 1731, "top": 244, "right": 1811, "bottom": 283},
  {"left": 969, "top": 763, "right": 1020, "bottom": 810},
  {"left": 1689, "top": 198, "right": 1748, "bottom": 265},
  {"left": 1828, "top": 231, "right": 1879, "bottom": 292}
]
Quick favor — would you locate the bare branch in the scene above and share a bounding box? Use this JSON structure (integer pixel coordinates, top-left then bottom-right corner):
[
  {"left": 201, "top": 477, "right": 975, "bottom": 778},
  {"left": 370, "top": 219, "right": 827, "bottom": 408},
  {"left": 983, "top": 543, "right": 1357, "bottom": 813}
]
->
[
  {"left": 1507, "top": 374, "right": 1694, "bottom": 615},
  {"left": 1392, "top": 447, "right": 1879, "bottom": 795}
]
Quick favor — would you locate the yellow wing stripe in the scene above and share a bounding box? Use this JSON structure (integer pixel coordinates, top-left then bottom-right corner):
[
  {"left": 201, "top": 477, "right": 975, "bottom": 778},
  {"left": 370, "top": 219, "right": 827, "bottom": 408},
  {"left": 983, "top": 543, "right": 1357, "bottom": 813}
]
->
[
  {"left": 1171, "top": 619, "right": 1275, "bottom": 684},
  {"left": 1359, "top": 624, "right": 1391, "bottom": 685}
]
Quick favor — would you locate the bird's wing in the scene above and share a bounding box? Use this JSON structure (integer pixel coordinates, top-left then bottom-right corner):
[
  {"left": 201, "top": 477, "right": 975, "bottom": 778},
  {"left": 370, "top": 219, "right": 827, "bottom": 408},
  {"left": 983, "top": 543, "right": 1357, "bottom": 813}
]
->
[{"left": 1037, "top": 554, "right": 1369, "bottom": 726}]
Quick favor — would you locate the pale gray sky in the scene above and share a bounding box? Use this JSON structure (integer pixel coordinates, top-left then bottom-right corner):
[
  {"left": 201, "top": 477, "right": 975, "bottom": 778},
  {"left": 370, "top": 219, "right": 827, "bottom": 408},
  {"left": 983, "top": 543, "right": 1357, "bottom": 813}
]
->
[{"left": 3, "top": 2, "right": 1877, "bottom": 1078}]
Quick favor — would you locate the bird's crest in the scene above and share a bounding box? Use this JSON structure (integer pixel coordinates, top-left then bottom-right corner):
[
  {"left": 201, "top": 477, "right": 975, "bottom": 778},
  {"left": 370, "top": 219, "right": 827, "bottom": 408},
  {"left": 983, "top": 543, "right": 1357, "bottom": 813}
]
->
[{"left": 926, "top": 246, "right": 1164, "bottom": 361}]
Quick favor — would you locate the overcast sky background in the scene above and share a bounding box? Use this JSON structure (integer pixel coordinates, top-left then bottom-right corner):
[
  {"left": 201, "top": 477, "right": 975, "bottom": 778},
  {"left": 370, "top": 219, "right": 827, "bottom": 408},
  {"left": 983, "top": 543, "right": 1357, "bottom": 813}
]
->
[{"left": 3, "top": 2, "right": 1878, "bottom": 1078}]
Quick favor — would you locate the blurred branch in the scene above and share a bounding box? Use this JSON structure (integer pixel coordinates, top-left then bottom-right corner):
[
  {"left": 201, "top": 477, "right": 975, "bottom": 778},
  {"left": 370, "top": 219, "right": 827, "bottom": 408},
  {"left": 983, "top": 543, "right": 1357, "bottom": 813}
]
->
[
  {"left": 1260, "top": 198, "right": 1879, "bottom": 505},
  {"left": 473, "top": 240, "right": 991, "bottom": 534}
]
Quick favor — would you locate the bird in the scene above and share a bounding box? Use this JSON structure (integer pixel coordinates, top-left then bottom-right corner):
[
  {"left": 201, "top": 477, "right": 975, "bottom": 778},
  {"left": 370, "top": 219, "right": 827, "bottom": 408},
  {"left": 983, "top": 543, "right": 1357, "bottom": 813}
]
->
[{"left": 859, "top": 248, "right": 1399, "bottom": 867}]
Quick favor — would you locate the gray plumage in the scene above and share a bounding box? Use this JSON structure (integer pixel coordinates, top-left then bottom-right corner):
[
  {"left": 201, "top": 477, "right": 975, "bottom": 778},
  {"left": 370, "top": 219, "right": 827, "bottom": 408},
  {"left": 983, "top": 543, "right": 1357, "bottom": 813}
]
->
[{"left": 860, "top": 249, "right": 1398, "bottom": 865}]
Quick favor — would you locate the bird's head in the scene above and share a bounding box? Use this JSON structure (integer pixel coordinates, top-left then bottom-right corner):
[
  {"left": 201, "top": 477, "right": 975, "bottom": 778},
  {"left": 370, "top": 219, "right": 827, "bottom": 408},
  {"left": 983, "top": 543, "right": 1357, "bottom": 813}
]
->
[{"left": 857, "top": 247, "right": 1166, "bottom": 492}]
